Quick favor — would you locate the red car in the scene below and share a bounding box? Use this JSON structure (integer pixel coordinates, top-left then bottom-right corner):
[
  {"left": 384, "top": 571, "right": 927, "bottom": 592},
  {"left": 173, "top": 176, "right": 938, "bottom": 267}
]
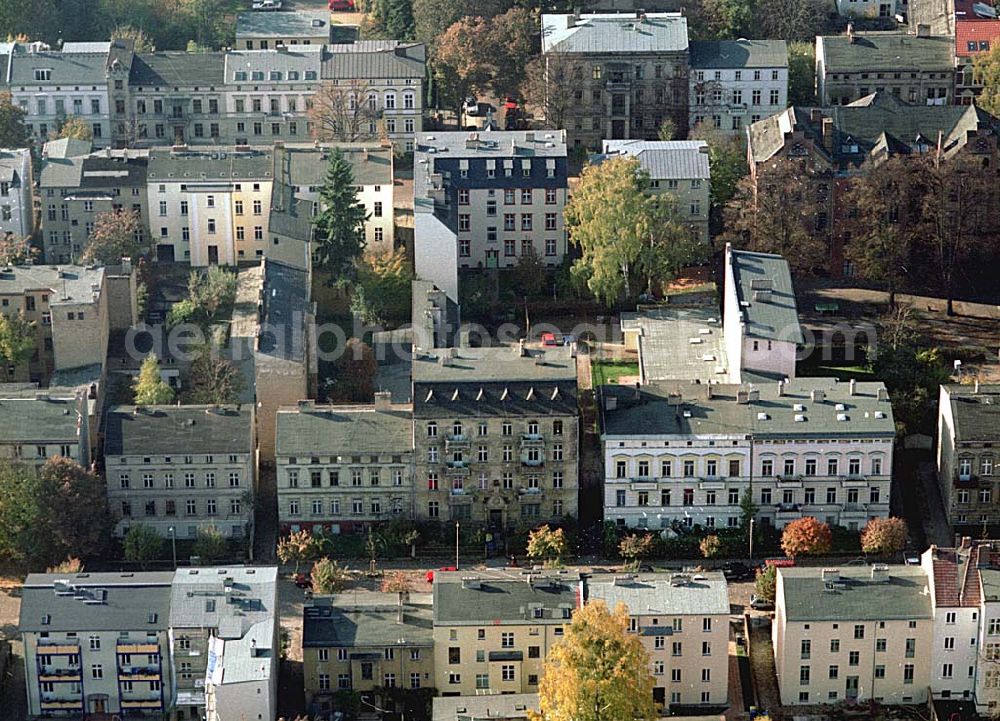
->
[
  {"left": 294, "top": 573, "right": 312, "bottom": 589},
  {"left": 426, "top": 566, "right": 458, "bottom": 583},
  {"left": 541, "top": 332, "right": 558, "bottom": 346},
  {"left": 329, "top": 0, "right": 355, "bottom": 9}
]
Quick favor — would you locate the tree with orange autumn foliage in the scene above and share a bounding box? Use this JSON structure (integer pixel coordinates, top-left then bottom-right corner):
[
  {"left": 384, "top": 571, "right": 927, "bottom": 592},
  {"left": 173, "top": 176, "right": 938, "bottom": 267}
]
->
[{"left": 780, "top": 517, "right": 833, "bottom": 558}]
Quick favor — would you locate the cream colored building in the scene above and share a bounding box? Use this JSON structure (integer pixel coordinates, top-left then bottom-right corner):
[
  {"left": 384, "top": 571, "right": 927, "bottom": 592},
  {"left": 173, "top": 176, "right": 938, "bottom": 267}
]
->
[
  {"left": 774, "top": 565, "right": 934, "bottom": 706},
  {"left": 432, "top": 572, "right": 581, "bottom": 696},
  {"left": 303, "top": 591, "right": 434, "bottom": 717},
  {"left": 587, "top": 573, "right": 730, "bottom": 711}
]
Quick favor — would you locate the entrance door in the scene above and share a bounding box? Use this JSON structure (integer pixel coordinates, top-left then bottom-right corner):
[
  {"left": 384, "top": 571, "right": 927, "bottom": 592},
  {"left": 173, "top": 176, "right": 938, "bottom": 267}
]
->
[
  {"left": 489, "top": 509, "right": 503, "bottom": 528},
  {"left": 845, "top": 676, "right": 859, "bottom": 700},
  {"left": 174, "top": 125, "right": 185, "bottom": 144},
  {"left": 89, "top": 696, "right": 107, "bottom": 713},
  {"left": 156, "top": 244, "right": 175, "bottom": 262},
  {"left": 612, "top": 119, "right": 626, "bottom": 138},
  {"left": 652, "top": 687, "right": 665, "bottom": 705},
  {"left": 207, "top": 245, "right": 219, "bottom": 265}
]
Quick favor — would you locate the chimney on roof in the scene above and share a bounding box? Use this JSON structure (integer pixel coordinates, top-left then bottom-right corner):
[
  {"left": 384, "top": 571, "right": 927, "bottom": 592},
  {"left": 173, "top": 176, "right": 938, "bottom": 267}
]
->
[
  {"left": 974, "top": 379, "right": 981, "bottom": 394},
  {"left": 810, "top": 108, "right": 823, "bottom": 124},
  {"left": 517, "top": 339, "right": 527, "bottom": 357},
  {"left": 633, "top": 381, "right": 640, "bottom": 400},
  {"left": 737, "top": 389, "right": 750, "bottom": 405},
  {"left": 777, "top": 379, "right": 785, "bottom": 396},
  {"left": 374, "top": 390, "right": 392, "bottom": 411},
  {"left": 962, "top": 536, "right": 972, "bottom": 550},
  {"left": 811, "top": 389, "right": 826, "bottom": 403},
  {"left": 917, "top": 23, "right": 931, "bottom": 38},
  {"left": 822, "top": 117, "right": 835, "bottom": 153},
  {"left": 605, "top": 394, "right": 618, "bottom": 411},
  {"left": 849, "top": 379, "right": 857, "bottom": 396}
]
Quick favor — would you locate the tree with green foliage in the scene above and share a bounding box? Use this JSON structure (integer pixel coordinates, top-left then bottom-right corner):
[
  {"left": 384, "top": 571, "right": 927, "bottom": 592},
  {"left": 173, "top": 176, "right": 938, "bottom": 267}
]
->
[
  {"left": 55, "top": 115, "right": 93, "bottom": 141},
  {"left": 112, "top": 24, "right": 155, "bottom": 52},
  {"left": 351, "top": 249, "right": 414, "bottom": 327},
  {"left": 188, "top": 266, "right": 237, "bottom": 321},
  {"left": 412, "top": 0, "right": 510, "bottom": 48},
  {"left": 657, "top": 117, "right": 677, "bottom": 141},
  {"left": 787, "top": 41, "right": 817, "bottom": 106},
  {"left": 0, "top": 234, "right": 38, "bottom": 265},
  {"left": 313, "top": 149, "right": 368, "bottom": 279},
  {"left": 134, "top": 354, "right": 175, "bottom": 405},
  {"left": 367, "top": 0, "right": 415, "bottom": 40},
  {"left": 39, "top": 456, "right": 113, "bottom": 562},
  {"left": 0, "top": 92, "right": 28, "bottom": 149},
  {"left": 701, "top": 0, "right": 753, "bottom": 38},
  {"left": 0, "top": 311, "right": 36, "bottom": 372},
  {"left": 755, "top": 565, "right": 776, "bottom": 603},
  {"left": 526, "top": 525, "right": 568, "bottom": 565},
  {"left": 329, "top": 338, "right": 377, "bottom": 402},
  {"left": 565, "top": 156, "right": 702, "bottom": 306},
  {"left": 312, "top": 557, "right": 351, "bottom": 594},
  {"left": 81, "top": 209, "right": 144, "bottom": 265},
  {"left": 193, "top": 525, "right": 228, "bottom": 562},
  {"left": 0, "top": 462, "right": 53, "bottom": 568},
  {"left": 487, "top": 8, "right": 539, "bottom": 99},
  {"left": 510, "top": 247, "right": 547, "bottom": 301},
  {"left": 739, "top": 489, "right": 758, "bottom": 529},
  {"left": 974, "top": 42, "right": 1000, "bottom": 117},
  {"left": 186, "top": 348, "right": 245, "bottom": 405},
  {"left": 166, "top": 298, "right": 199, "bottom": 329},
  {"left": 689, "top": 123, "right": 748, "bottom": 210},
  {"left": 123, "top": 524, "right": 164, "bottom": 566}
]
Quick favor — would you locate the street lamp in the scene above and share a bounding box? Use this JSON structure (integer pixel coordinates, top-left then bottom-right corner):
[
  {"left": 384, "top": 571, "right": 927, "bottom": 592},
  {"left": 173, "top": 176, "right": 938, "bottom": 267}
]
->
[{"left": 167, "top": 526, "right": 177, "bottom": 569}]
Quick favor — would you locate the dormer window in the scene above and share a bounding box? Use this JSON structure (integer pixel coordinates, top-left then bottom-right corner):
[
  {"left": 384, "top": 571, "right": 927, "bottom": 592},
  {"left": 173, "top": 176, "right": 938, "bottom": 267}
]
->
[{"left": 35, "top": 69, "right": 51, "bottom": 81}]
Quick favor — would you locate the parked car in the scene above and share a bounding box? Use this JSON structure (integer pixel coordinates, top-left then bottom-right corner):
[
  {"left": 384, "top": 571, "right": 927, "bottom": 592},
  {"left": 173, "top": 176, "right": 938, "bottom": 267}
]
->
[
  {"left": 294, "top": 573, "right": 312, "bottom": 589},
  {"left": 749, "top": 594, "right": 774, "bottom": 611},
  {"left": 329, "top": 0, "right": 355, "bottom": 9},
  {"left": 253, "top": 0, "right": 282, "bottom": 9},
  {"left": 425, "top": 566, "right": 458, "bottom": 583},
  {"left": 761, "top": 557, "right": 795, "bottom": 570},
  {"left": 722, "top": 562, "right": 754, "bottom": 582},
  {"left": 541, "top": 332, "right": 558, "bottom": 346},
  {"left": 464, "top": 96, "right": 481, "bottom": 117}
]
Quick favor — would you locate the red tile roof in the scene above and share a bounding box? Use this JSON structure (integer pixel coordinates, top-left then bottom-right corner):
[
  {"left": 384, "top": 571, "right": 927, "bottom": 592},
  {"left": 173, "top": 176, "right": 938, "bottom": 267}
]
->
[{"left": 956, "top": 18, "right": 1000, "bottom": 58}]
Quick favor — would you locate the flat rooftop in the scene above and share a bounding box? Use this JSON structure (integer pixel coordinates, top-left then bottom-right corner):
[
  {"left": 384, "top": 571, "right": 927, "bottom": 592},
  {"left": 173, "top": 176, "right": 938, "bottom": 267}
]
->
[{"left": 622, "top": 307, "right": 728, "bottom": 382}]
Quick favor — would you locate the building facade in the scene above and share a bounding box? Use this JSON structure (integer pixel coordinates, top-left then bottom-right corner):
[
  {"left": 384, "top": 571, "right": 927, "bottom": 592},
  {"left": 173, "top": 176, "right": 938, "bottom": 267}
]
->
[
  {"left": 689, "top": 40, "right": 788, "bottom": 136},
  {"left": 412, "top": 344, "right": 579, "bottom": 528},
  {"left": 600, "top": 140, "right": 710, "bottom": 244},
  {"left": 774, "top": 565, "right": 934, "bottom": 706},
  {"left": 602, "top": 378, "right": 895, "bottom": 531},
  {"left": 235, "top": 10, "right": 348, "bottom": 50},
  {"left": 954, "top": 1, "right": 1000, "bottom": 104},
  {"left": 587, "top": 573, "right": 729, "bottom": 711},
  {"left": 0, "top": 390, "right": 93, "bottom": 467},
  {"left": 540, "top": 12, "right": 690, "bottom": 149},
  {"left": 937, "top": 384, "right": 1000, "bottom": 528},
  {"left": 0, "top": 148, "right": 33, "bottom": 239},
  {"left": 276, "top": 394, "right": 414, "bottom": 534},
  {"left": 104, "top": 405, "right": 256, "bottom": 540}
]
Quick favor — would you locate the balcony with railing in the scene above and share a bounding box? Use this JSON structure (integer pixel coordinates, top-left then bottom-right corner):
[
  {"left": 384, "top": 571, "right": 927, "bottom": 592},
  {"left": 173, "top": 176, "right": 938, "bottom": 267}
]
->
[
  {"left": 40, "top": 698, "right": 84, "bottom": 711},
  {"left": 445, "top": 434, "right": 470, "bottom": 450},
  {"left": 520, "top": 434, "right": 545, "bottom": 447},
  {"left": 121, "top": 697, "right": 165, "bottom": 711},
  {"left": 521, "top": 455, "right": 545, "bottom": 468},
  {"left": 445, "top": 461, "right": 470, "bottom": 476}
]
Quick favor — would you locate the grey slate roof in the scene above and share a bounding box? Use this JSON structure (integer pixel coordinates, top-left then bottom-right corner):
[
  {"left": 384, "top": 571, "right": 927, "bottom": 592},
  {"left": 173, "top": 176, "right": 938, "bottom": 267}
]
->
[
  {"left": 946, "top": 384, "right": 1000, "bottom": 442},
  {"left": 0, "top": 397, "right": 85, "bottom": 444},
  {"left": 303, "top": 592, "right": 433, "bottom": 648},
  {"left": 42, "top": 138, "right": 93, "bottom": 159},
  {"left": 542, "top": 13, "right": 688, "bottom": 54},
  {"left": 433, "top": 694, "right": 539, "bottom": 721},
  {"left": 586, "top": 572, "right": 730, "bottom": 616},
  {"left": 275, "top": 404, "right": 413, "bottom": 457},
  {"left": 104, "top": 405, "right": 253, "bottom": 456},
  {"left": 20, "top": 572, "right": 173, "bottom": 632},
  {"left": 747, "top": 94, "right": 998, "bottom": 165},
  {"left": 147, "top": 146, "right": 274, "bottom": 182},
  {"left": 0, "top": 265, "right": 105, "bottom": 306},
  {"left": 268, "top": 182, "right": 314, "bottom": 241},
  {"left": 818, "top": 33, "right": 953, "bottom": 72},
  {"left": 40, "top": 153, "right": 147, "bottom": 190},
  {"left": 9, "top": 49, "right": 109, "bottom": 85},
  {"left": 416, "top": 131, "right": 567, "bottom": 158},
  {"left": 277, "top": 143, "right": 393, "bottom": 188},
  {"left": 689, "top": 39, "right": 788, "bottom": 69},
  {"left": 620, "top": 307, "right": 728, "bottom": 382},
  {"left": 130, "top": 52, "right": 226, "bottom": 87},
  {"left": 601, "top": 139, "right": 710, "bottom": 180},
  {"left": 729, "top": 247, "right": 803, "bottom": 344},
  {"left": 413, "top": 345, "right": 576, "bottom": 384},
  {"left": 225, "top": 47, "right": 323, "bottom": 82},
  {"left": 259, "top": 259, "right": 311, "bottom": 361},
  {"left": 236, "top": 10, "right": 338, "bottom": 39},
  {"left": 169, "top": 566, "right": 278, "bottom": 639},
  {"left": 433, "top": 573, "right": 581, "bottom": 625},
  {"left": 602, "top": 377, "right": 895, "bottom": 438},
  {"left": 778, "top": 566, "right": 932, "bottom": 622},
  {"left": 320, "top": 42, "right": 425, "bottom": 79}
]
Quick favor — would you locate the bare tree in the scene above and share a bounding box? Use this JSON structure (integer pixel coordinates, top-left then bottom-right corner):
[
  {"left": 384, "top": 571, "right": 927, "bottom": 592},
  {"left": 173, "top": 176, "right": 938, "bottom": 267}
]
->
[
  {"left": 522, "top": 51, "right": 581, "bottom": 131},
  {"left": 307, "top": 81, "right": 383, "bottom": 143}
]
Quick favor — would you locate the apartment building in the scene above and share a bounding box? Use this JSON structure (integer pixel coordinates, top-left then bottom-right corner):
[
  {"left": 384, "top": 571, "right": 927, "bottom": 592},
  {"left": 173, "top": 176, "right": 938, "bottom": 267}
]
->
[
  {"left": 816, "top": 29, "right": 955, "bottom": 106},
  {"left": 601, "top": 377, "right": 895, "bottom": 531},
  {"left": 0, "top": 265, "right": 109, "bottom": 383},
  {"left": 275, "top": 394, "right": 413, "bottom": 534},
  {"left": 689, "top": 40, "right": 788, "bottom": 136},
  {"left": 38, "top": 145, "right": 149, "bottom": 264},
  {"left": 937, "top": 383, "right": 1000, "bottom": 527},
  {"left": 587, "top": 573, "right": 729, "bottom": 711},
  {"left": 413, "top": 131, "right": 568, "bottom": 298},
  {"left": 774, "top": 565, "right": 934, "bottom": 706},
  {"left": 20, "top": 571, "right": 175, "bottom": 717},
  {"left": 7, "top": 42, "right": 114, "bottom": 147},
  {"left": 0, "top": 148, "right": 33, "bottom": 239},
  {"left": 303, "top": 591, "right": 434, "bottom": 716},
  {"left": 540, "top": 12, "right": 690, "bottom": 149},
  {"left": 0, "top": 390, "right": 93, "bottom": 467},
  {"left": 600, "top": 139, "right": 710, "bottom": 244},
  {"left": 723, "top": 244, "right": 803, "bottom": 383},
  {"left": 432, "top": 572, "right": 581, "bottom": 696},
  {"left": 104, "top": 405, "right": 255, "bottom": 540},
  {"left": 746, "top": 94, "right": 1000, "bottom": 277},
  {"left": 412, "top": 344, "right": 579, "bottom": 527},
  {"left": 834, "top": 0, "right": 904, "bottom": 18},
  {"left": 170, "top": 567, "right": 279, "bottom": 721},
  {"left": 954, "top": 0, "right": 1000, "bottom": 103},
  {"left": 235, "top": 10, "right": 355, "bottom": 49}
]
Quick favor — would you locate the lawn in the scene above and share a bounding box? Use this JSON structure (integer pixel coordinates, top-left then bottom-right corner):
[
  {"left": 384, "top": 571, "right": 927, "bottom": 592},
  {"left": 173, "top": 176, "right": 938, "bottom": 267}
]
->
[
  {"left": 591, "top": 361, "right": 639, "bottom": 387},
  {"left": 797, "top": 351, "right": 875, "bottom": 382}
]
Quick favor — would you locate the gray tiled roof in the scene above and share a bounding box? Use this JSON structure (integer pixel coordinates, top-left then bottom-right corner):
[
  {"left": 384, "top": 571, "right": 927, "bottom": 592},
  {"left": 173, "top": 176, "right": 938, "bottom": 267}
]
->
[
  {"left": 778, "top": 565, "right": 932, "bottom": 622},
  {"left": 416, "top": 130, "right": 567, "bottom": 158},
  {"left": 413, "top": 345, "right": 577, "bottom": 384},
  {"left": 9, "top": 49, "right": 109, "bottom": 85},
  {"left": 602, "top": 377, "right": 895, "bottom": 438},
  {"left": 224, "top": 47, "right": 323, "bottom": 82},
  {"left": 130, "top": 52, "right": 226, "bottom": 86},
  {"left": 433, "top": 573, "right": 581, "bottom": 626},
  {"left": 542, "top": 13, "right": 688, "bottom": 54},
  {"left": 214, "top": 618, "right": 275, "bottom": 684},
  {"left": 620, "top": 307, "right": 728, "bottom": 382},
  {"left": 41, "top": 138, "right": 93, "bottom": 159},
  {"left": 169, "top": 566, "right": 278, "bottom": 638},
  {"left": 320, "top": 42, "right": 425, "bottom": 79},
  {"left": 818, "top": 33, "right": 953, "bottom": 72},
  {"left": 433, "top": 694, "right": 539, "bottom": 721},
  {"left": 40, "top": 153, "right": 147, "bottom": 190},
  {"left": 277, "top": 143, "right": 393, "bottom": 188},
  {"left": 236, "top": 10, "right": 336, "bottom": 39},
  {"left": 267, "top": 182, "right": 314, "bottom": 241},
  {"left": 729, "top": 247, "right": 803, "bottom": 344},
  {"left": 20, "top": 572, "right": 174, "bottom": 632},
  {"left": 587, "top": 572, "right": 730, "bottom": 616},
  {"left": 601, "top": 139, "right": 709, "bottom": 180},
  {"left": 303, "top": 592, "right": 433, "bottom": 647},
  {"left": 690, "top": 39, "right": 788, "bottom": 69},
  {"left": 258, "top": 259, "right": 311, "bottom": 361},
  {"left": 0, "top": 265, "right": 105, "bottom": 306},
  {"left": 946, "top": 384, "right": 1000, "bottom": 442},
  {"left": 104, "top": 405, "right": 253, "bottom": 456},
  {"left": 147, "top": 146, "right": 274, "bottom": 182},
  {"left": 0, "top": 397, "right": 85, "bottom": 444},
  {"left": 275, "top": 404, "right": 413, "bottom": 456}
]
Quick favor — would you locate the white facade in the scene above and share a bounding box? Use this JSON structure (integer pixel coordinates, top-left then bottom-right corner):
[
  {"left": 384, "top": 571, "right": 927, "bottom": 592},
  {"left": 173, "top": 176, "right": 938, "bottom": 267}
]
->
[
  {"left": 835, "top": 0, "right": 902, "bottom": 18},
  {"left": 0, "top": 149, "right": 34, "bottom": 238}
]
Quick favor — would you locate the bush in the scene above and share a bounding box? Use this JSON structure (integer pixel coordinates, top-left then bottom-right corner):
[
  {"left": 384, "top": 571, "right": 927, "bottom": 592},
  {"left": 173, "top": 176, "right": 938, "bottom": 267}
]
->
[
  {"left": 312, "top": 557, "right": 352, "bottom": 594},
  {"left": 755, "top": 565, "right": 776, "bottom": 603},
  {"left": 699, "top": 534, "right": 723, "bottom": 559}
]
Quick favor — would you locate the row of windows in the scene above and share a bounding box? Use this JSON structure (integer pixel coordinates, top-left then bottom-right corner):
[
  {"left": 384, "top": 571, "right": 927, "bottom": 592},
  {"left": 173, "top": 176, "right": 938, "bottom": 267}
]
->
[
  {"left": 458, "top": 211, "right": 560, "bottom": 232},
  {"left": 957, "top": 457, "right": 996, "bottom": 477},
  {"left": 120, "top": 498, "right": 243, "bottom": 517},
  {"left": 428, "top": 444, "right": 565, "bottom": 464},
  {"left": 318, "top": 670, "right": 423, "bottom": 690},
  {"left": 286, "top": 498, "right": 404, "bottom": 517},
  {"left": 613, "top": 484, "right": 884, "bottom": 509},
  {"left": 427, "top": 500, "right": 561, "bottom": 519},
  {"left": 426, "top": 420, "right": 563, "bottom": 438},
  {"left": 287, "top": 467, "right": 406, "bottom": 488},
  {"left": 798, "top": 662, "right": 914, "bottom": 686},
  {"left": 29, "top": 97, "right": 101, "bottom": 116},
  {"left": 614, "top": 457, "right": 743, "bottom": 480},
  {"left": 693, "top": 88, "right": 782, "bottom": 106},
  {"left": 426, "top": 471, "right": 565, "bottom": 491},
  {"left": 458, "top": 238, "right": 560, "bottom": 259},
  {"left": 457, "top": 188, "right": 559, "bottom": 207},
  {"left": 118, "top": 454, "right": 240, "bottom": 465},
  {"left": 694, "top": 69, "right": 781, "bottom": 82},
  {"left": 118, "top": 471, "right": 241, "bottom": 489},
  {"left": 317, "top": 647, "right": 421, "bottom": 663},
  {"left": 612, "top": 456, "right": 885, "bottom": 480},
  {"left": 10, "top": 444, "right": 73, "bottom": 459}
]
